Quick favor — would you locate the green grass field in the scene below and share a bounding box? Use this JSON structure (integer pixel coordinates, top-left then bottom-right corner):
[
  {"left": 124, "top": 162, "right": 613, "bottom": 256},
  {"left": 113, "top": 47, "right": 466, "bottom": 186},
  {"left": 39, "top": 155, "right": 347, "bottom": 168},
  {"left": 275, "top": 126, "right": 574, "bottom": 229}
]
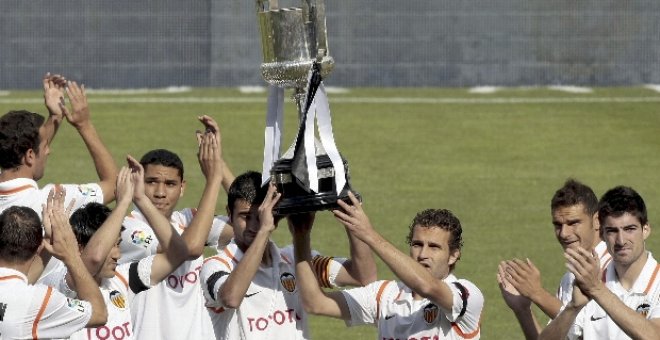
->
[{"left": 2, "top": 86, "right": 660, "bottom": 339}]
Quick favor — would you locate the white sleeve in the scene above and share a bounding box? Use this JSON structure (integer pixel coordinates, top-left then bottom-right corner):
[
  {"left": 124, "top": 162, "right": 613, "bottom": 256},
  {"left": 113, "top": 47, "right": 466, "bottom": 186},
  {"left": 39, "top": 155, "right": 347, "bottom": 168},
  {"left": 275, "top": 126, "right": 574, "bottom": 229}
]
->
[
  {"left": 118, "top": 216, "right": 159, "bottom": 264},
  {"left": 37, "top": 264, "right": 77, "bottom": 298},
  {"left": 556, "top": 272, "right": 575, "bottom": 307},
  {"left": 206, "top": 215, "right": 229, "bottom": 247},
  {"left": 200, "top": 256, "right": 234, "bottom": 308},
  {"left": 444, "top": 279, "right": 483, "bottom": 334},
  {"left": 32, "top": 285, "right": 93, "bottom": 339},
  {"left": 43, "top": 183, "right": 104, "bottom": 212},
  {"left": 341, "top": 280, "right": 390, "bottom": 327}
]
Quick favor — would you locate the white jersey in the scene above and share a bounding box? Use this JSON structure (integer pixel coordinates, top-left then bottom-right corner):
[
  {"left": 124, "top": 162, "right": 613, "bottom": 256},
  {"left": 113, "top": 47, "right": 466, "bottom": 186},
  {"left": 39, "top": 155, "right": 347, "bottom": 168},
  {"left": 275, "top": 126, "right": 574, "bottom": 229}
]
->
[
  {"left": 557, "top": 241, "right": 612, "bottom": 306},
  {"left": 342, "top": 275, "right": 484, "bottom": 340},
  {"left": 0, "top": 178, "right": 104, "bottom": 218},
  {"left": 119, "top": 208, "right": 228, "bottom": 340},
  {"left": 201, "top": 240, "right": 346, "bottom": 340},
  {"left": 39, "top": 257, "right": 155, "bottom": 340},
  {"left": 567, "top": 252, "right": 660, "bottom": 340},
  {"left": 0, "top": 267, "right": 92, "bottom": 339},
  {"left": 0, "top": 178, "right": 105, "bottom": 282}
]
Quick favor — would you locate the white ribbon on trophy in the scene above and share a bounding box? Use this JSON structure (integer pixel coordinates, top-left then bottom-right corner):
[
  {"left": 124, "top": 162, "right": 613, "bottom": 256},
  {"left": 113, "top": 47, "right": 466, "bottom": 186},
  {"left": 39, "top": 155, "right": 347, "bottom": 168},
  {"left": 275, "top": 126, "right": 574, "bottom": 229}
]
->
[
  {"left": 262, "top": 78, "right": 346, "bottom": 195},
  {"left": 261, "top": 85, "right": 284, "bottom": 185}
]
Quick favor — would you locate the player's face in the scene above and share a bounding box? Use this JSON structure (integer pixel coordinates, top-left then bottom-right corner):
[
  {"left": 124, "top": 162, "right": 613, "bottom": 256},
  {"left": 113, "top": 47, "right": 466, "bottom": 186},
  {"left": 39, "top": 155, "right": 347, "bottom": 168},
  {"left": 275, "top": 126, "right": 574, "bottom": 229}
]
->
[
  {"left": 98, "top": 237, "right": 121, "bottom": 280},
  {"left": 408, "top": 225, "right": 459, "bottom": 280},
  {"left": 602, "top": 212, "right": 650, "bottom": 267},
  {"left": 228, "top": 199, "right": 261, "bottom": 251},
  {"left": 143, "top": 164, "right": 185, "bottom": 219},
  {"left": 552, "top": 204, "right": 599, "bottom": 251},
  {"left": 32, "top": 126, "right": 51, "bottom": 181}
]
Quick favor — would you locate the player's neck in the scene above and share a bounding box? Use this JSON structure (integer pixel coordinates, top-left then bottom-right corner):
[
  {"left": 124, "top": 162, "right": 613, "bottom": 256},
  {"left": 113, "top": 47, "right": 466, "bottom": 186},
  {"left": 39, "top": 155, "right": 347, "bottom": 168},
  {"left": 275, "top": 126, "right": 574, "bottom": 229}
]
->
[
  {"left": 0, "top": 258, "right": 31, "bottom": 278},
  {"left": 0, "top": 166, "right": 34, "bottom": 182},
  {"left": 615, "top": 250, "right": 648, "bottom": 290}
]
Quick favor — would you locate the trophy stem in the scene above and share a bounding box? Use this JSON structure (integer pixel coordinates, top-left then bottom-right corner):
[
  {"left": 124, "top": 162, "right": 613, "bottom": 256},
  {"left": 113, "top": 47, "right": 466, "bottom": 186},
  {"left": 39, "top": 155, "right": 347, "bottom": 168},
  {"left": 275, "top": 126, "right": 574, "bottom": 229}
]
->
[{"left": 293, "top": 87, "right": 306, "bottom": 123}]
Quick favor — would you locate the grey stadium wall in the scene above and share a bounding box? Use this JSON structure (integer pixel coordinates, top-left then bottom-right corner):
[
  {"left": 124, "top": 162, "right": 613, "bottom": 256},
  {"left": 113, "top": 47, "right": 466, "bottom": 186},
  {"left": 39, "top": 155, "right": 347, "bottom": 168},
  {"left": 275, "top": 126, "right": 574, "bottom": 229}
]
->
[{"left": 1, "top": 0, "right": 659, "bottom": 89}]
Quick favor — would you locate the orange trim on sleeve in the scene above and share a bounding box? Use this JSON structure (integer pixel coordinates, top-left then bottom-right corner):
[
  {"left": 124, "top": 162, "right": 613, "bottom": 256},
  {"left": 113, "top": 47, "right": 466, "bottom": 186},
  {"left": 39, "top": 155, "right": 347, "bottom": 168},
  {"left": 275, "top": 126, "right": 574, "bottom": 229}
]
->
[
  {"left": 599, "top": 247, "right": 609, "bottom": 259},
  {"left": 602, "top": 268, "right": 608, "bottom": 282},
  {"left": 223, "top": 247, "right": 238, "bottom": 263},
  {"left": 375, "top": 280, "right": 392, "bottom": 319},
  {"left": 32, "top": 286, "right": 53, "bottom": 340},
  {"left": 203, "top": 256, "right": 232, "bottom": 271},
  {"left": 451, "top": 321, "right": 481, "bottom": 339},
  {"left": 0, "top": 184, "right": 36, "bottom": 195},
  {"left": 644, "top": 264, "right": 660, "bottom": 295},
  {"left": 115, "top": 271, "right": 129, "bottom": 289}
]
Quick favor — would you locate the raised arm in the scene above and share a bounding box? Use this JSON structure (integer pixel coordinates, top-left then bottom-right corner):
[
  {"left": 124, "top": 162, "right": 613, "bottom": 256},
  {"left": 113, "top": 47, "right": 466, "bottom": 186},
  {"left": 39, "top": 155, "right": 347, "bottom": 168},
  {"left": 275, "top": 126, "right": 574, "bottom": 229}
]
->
[
  {"left": 332, "top": 217, "right": 377, "bottom": 287},
  {"left": 333, "top": 193, "right": 454, "bottom": 311},
  {"left": 41, "top": 73, "right": 67, "bottom": 145},
  {"left": 504, "top": 258, "right": 562, "bottom": 318},
  {"left": 63, "top": 81, "right": 118, "bottom": 204},
  {"left": 290, "top": 213, "right": 351, "bottom": 319},
  {"left": 497, "top": 261, "right": 543, "bottom": 340},
  {"left": 76, "top": 166, "right": 133, "bottom": 278},
  {"left": 218, "top": 183, "right": 280, "bottom": 309},
  {"left": 42, "top": 188, "right": 107, "bottom": 327},
  {"left": 181, "top": 115, "right": 224, "bottom": 258}
]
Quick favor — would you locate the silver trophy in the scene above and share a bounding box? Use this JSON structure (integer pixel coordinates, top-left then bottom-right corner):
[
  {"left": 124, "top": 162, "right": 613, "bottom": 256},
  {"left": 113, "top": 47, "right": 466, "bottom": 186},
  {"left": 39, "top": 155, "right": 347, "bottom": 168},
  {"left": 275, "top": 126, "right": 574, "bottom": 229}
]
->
[{"left": 256, "top": 0, "right": 359, "bottom": 215}]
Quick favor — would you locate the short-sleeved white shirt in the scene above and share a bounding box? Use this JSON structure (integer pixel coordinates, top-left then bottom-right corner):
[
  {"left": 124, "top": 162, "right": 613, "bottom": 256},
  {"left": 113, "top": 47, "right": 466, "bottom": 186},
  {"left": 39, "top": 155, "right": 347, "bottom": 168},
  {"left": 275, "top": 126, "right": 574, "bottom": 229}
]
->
[
  {"left": 39, "top": 257, "right": 155, "bottom": 340},
  {"left": 0, "top": 267, "right": 92, "bottom": 339},
  {"left": 119, "top": 208, "right": 228, "bottom": 340},
  {"left": 200, "top": 240, "right": 346, "bottom": 340},
  {"left": 556, "top": 241, "right": 612, "bottom": 306},
  {"left": 0, "top": 178, "right": 104, "bottom": 218},
  {"left": 342, "top": 275, "right": 484, "bottom": 340},
  {"left": 0, "top": 178, "right": 105, "bottom": 282},
  {"left": 567, "top": 252, "right": 660, "bottom": 340}
]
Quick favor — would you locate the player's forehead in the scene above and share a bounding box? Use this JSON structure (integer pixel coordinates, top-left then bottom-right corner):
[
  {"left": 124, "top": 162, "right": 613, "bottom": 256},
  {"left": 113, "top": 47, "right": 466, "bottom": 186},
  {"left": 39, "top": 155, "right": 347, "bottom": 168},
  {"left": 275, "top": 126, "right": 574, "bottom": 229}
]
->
[
  {"left": 552, "top": 204, "right": 589, "bottom": 220},
  {"left": 411, "top": 225, "right": 451, "bottom": 244},
  {"left": 143, "top": 164, "right": 182, "bottom": 181},
  {"left": 231, "top": 199, "right": 254, "bottom": 214}
]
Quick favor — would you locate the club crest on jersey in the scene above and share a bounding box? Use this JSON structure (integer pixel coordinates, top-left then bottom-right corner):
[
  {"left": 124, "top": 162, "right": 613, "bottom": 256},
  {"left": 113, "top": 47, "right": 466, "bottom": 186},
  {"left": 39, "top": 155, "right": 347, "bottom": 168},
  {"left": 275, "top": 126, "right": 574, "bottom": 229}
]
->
[
  {"left": 77, "top": 184, "right": 98, "bottom": 197},
  {"left": 280, "top": 272, "right": 296, "bottom": 292},
  {"left": 66, "top": 298, "right": 87, "bottom": 313},
  {"left": 636, "top": 303, "right": 651, "bottom": 317},
  {"left": 131, "top": 230, "right": 154, "bottom": 248},
  {"left": 423, "top": 303, "right": 439, "bottom": 324},
  {"left": 109, "top": 290, "right": 127, "bottom": 310}
]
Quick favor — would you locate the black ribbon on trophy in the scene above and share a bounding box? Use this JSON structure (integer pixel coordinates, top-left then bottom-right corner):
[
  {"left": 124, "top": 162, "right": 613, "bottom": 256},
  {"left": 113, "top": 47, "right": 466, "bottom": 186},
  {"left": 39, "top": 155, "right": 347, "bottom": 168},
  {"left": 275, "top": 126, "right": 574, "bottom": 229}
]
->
[{"left": 257, "top": 0, "right": 360, "bottom": 216}]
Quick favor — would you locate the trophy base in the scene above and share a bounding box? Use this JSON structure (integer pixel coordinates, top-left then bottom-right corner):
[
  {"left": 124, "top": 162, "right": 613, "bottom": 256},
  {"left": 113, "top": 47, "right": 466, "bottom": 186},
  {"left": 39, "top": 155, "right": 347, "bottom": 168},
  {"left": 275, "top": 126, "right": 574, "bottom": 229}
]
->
[
  {"left": 273, "top": 189, "right": 361, "bottom": 216},
  {"left": 270, "top": 154, "right": 360, "bottom": 216}
]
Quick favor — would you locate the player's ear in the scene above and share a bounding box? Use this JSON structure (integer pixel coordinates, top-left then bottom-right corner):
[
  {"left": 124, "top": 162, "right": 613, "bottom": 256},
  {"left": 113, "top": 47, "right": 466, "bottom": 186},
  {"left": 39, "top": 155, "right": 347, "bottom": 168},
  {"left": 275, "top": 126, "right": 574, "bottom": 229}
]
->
[
  {"left": 179, "top": 179, "right": 186, "bottom": 198},
  {"left": 448, "top": 249, "right": 460, "bottom": 267},
  {"left": 226, "top": 205, "right": 232, "bottom": 223},
  {"left": 643, "top": 223, "right": 651, "bottom": 241},
  {"left": 23, "top": 148, "right": 36, "bottom": 167}
]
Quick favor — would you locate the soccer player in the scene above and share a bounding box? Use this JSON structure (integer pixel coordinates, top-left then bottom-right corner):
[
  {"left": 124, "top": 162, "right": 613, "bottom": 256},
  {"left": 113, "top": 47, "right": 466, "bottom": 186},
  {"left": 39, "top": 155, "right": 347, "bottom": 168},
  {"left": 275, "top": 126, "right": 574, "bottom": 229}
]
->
[
  {"left": 292, "top": 193, "right": 483, "bottom": 339},
  {"left": 540, "top": 186, "right": 660, "bottom": 339},
  {"left": 0, "top": 189, "right": 107, "bottom": 338},
  {"left": 40, "top": 145, "right": 219, "bottom": 339},
  {"left": 200, "top": 172, "right": 377, "bottom": 339},
  {"left": 497, "top": 179, "right": 611, "bottom": 339},
  {"left": 0, "top": 76, "right": 119, "bottom": 283},
  {"left": 118, "top": 115, "right": 234, "bottom": 340},
  {"left": 0, "top": 75, "right": 118, "bottom": 215}
]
